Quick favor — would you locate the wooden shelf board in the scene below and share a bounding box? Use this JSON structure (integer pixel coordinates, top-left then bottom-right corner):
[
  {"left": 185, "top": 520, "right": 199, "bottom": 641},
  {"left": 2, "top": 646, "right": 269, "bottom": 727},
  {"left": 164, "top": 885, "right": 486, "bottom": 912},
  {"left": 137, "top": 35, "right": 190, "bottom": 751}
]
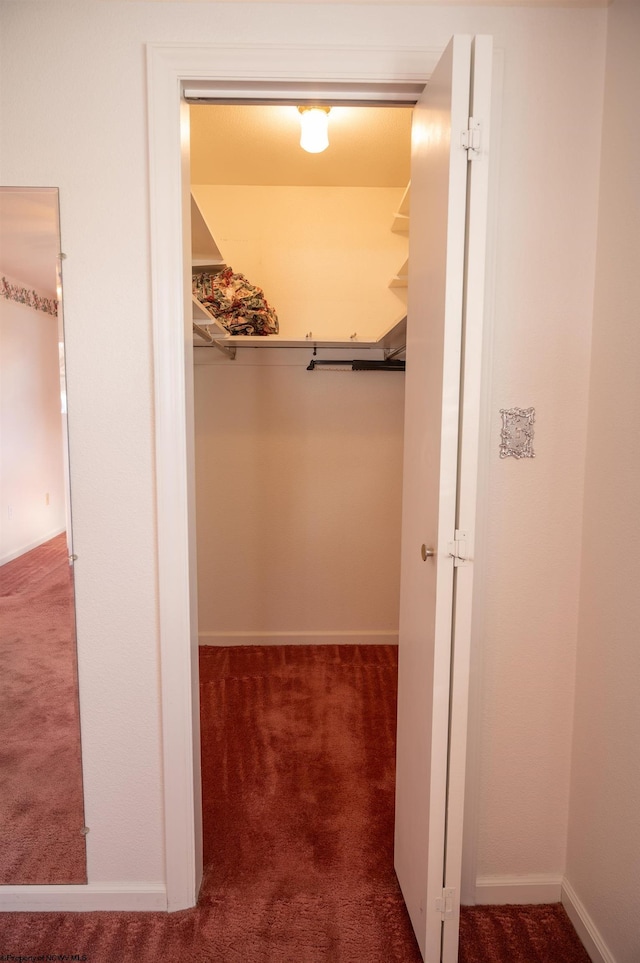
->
[
  {"left": 191, "top": 194, "right": 224, "bottom": 264},
  {"left": 397, "top": 182, "right": 411, "bottom": 217},
  {"left": 390, "top": 257, "right": 409, "bottom": 287},
  {"left": 195, "top": 334, "right": 381, "bottom": 349},
  {"left": 376, "top": 314, "right": 407, "bottom": 354},
  {"left": 192, "top": 259, "right": 226, "bottom": 269},
  {"left": 391, "top": 214, "right": 409, "bottom": 234},
  {"left": 391, "top": 184, "right": 411, "bottom": 233},
  {"left": 191, "top": 295, "right": 228, "bottom": 339},
  {"left": 195, "top": 314, "right": 408, "bottom": 351}
]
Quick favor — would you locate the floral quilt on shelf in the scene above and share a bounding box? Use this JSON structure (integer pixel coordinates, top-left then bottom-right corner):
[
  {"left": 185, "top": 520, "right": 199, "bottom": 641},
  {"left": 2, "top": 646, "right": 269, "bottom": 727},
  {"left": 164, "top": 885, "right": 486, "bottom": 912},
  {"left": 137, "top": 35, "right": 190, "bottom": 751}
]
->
[{"left": 193, "top": 267, "right": 279, "bottom": 336}]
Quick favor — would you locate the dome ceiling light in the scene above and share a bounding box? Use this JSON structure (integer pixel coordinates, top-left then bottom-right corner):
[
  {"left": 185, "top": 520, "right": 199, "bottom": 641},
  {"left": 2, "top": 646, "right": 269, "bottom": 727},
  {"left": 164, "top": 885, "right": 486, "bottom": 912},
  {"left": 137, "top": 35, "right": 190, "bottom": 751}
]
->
[{"left": 298, "top": 106, "right": 331, "bottom": 154}]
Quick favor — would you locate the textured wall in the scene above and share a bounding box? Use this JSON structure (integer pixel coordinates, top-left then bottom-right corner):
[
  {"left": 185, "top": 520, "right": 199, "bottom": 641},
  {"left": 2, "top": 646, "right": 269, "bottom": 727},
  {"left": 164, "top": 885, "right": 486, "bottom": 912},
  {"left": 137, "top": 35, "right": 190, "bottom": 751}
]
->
[
  {"left": 194, "top": 349, "right": 405, "bottom": 643},
  {"left": 565, "top": 2, "right": 640, "bottom": 960},
  {"left": 470, "top": 11, "right": 605, "bottom": 884},
  {"left": 0, "top": 0, "right": 606, "bottom": 894}
]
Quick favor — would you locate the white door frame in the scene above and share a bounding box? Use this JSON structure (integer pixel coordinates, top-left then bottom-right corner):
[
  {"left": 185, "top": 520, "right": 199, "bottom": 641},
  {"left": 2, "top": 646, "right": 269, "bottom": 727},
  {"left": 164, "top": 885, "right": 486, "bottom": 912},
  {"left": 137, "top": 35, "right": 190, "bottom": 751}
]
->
[{"left": 146, "top": 40, "right": 493, "bottom": 914}]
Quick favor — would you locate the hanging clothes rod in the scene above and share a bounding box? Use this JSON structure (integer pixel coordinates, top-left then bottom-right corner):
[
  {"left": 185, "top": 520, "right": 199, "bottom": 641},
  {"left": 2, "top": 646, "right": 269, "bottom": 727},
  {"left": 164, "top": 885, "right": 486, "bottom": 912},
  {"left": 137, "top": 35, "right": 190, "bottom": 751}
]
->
[{"left": 306, "top": 358, "right": 405, "bottom": 372}]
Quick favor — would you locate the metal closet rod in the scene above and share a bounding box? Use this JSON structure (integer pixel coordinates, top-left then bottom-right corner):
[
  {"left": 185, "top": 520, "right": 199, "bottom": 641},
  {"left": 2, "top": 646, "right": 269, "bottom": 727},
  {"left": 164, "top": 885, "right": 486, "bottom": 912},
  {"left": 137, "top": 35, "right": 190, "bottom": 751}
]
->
[{"left": 306, "top": 358, "right": 406, "bottom": 372}]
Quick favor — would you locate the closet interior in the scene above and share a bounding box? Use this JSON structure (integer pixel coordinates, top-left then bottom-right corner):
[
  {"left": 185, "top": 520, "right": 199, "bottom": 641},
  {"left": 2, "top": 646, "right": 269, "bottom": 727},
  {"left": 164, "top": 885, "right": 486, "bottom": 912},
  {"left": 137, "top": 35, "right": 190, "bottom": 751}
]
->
[{"left": 190, "top": 102, "right": 412, "bottom": 654}]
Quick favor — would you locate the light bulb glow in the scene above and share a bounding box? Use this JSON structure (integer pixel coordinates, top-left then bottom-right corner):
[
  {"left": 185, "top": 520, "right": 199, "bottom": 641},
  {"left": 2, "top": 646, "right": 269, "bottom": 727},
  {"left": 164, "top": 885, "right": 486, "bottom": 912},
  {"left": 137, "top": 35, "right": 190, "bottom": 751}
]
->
[{"left": 298, "top": 107, "right": 330, "bottom": 154}]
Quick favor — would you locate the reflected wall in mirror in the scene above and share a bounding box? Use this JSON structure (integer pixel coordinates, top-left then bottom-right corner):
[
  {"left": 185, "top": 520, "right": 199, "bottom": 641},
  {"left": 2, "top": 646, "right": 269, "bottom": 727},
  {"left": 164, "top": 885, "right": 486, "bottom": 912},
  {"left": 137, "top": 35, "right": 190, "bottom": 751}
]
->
[{"left": 0, "top": 187, "right": 86, "bottom": 883}]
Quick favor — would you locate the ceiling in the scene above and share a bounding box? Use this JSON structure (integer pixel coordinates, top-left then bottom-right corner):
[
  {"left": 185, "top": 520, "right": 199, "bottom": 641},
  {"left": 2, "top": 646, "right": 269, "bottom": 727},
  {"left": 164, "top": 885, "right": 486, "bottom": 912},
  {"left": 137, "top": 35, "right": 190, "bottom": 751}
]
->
[
  {"left": 189, "top": 104, "right": 412, "bottom": 187},
  {"left": 0, "top": 189, "right": 60, "bottom": 297}
]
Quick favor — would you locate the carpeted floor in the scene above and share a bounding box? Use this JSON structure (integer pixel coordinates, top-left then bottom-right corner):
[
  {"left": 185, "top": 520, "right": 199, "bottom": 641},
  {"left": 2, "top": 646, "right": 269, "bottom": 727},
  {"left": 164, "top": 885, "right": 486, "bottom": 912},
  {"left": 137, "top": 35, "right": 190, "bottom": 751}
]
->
[
  {"left": 0, "top": 643, "right": 591, "bottom": 962},
  {"left": 197, "top": 644, "right": 421, "bottom": 961},
  {"left": 0, "top": 534, "right": 86, "bottom": 883},
  {"left": 459, "top": 903, "right": 591, "bottom": 963}
]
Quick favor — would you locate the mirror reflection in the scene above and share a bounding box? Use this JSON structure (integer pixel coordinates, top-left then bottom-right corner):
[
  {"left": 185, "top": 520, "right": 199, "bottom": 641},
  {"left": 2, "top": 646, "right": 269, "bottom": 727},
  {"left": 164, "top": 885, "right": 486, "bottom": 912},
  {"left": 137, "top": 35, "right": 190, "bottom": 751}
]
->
[{"left": 0, "top": 187, "right": 86, "bottom": 883}]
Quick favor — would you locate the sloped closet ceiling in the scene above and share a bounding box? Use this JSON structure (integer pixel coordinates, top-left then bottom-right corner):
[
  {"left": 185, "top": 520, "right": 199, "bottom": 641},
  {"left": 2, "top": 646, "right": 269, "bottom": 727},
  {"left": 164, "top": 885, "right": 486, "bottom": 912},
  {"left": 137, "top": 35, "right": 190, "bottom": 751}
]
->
[{"left": 190, "top": 105, "right": 412, "bottom": 188}]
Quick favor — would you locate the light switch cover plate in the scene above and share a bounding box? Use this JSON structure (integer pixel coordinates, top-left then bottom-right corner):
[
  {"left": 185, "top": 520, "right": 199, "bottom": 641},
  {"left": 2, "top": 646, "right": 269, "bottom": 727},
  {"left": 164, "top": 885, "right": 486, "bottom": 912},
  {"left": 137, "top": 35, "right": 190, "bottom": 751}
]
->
[{"left": 499, "top": 407, "right": 535, "bottom": 459}]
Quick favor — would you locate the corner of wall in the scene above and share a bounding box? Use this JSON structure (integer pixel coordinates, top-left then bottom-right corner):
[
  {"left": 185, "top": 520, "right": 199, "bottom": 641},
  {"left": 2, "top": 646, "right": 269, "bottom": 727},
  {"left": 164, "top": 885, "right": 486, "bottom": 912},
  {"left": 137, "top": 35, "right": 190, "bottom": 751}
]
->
[{"left": 562, "top": 878, "right": 618, "bottom": 963}]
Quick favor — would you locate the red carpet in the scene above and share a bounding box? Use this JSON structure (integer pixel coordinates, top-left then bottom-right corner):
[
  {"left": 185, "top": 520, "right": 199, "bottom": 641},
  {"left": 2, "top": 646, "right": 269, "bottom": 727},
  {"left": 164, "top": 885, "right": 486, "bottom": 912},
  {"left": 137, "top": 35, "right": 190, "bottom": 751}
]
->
[
  {"left": 197, "top": 645, "right": 421, "bottom": 960},
  {"left": 459, "top": 903, "right": 592, "bottom": 963},
  {"left": 0, "top": 643, "right": 590, "bottom": 962},
  {"left": 0, "top": 534, "right": 86, "bottom": 883}
]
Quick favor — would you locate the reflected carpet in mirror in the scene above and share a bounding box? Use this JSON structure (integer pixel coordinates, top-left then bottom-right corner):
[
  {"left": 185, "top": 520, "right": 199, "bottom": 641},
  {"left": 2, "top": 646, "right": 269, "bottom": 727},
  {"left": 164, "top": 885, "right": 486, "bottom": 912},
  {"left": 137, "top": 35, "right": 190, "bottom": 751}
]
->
[{"left": 0, "top": 533, "right": 86, "bottom": 883}]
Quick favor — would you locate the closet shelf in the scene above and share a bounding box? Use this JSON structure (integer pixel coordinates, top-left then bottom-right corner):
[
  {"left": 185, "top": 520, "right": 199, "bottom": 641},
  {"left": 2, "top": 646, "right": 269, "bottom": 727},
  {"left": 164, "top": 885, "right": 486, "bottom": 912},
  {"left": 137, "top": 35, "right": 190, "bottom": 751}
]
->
[
  {"left": 191, "top": 195, "right": 224, "bottom": 265},
  {"left": 389, "top": 258, "right": 409, "bottom": 288},
  {"left": 193, "top": 314, "right": 407, "bottom": 354},
  {"left": 193, "top": 258, "right": 226, "bottom": 270},
  {"left": 190, "top": 185, "right": 407, "bottom": 356},
  {"left": 377, "top": 314, "right": 407, "bottom": 359},
  {"left": 390, "top": 183, "right": 410, "bottom": 290},
  {"left": 391, "top": 214, "right": 409, "bottom": 235},
  {"left": 391, "top": 182, "right": 410, "bottom": 234},
  {"left": 192, "top": 295, "right": 228, "bottom": 340},
  {"left": 196, "top": 334, "right": 381, "bottom": 349}
]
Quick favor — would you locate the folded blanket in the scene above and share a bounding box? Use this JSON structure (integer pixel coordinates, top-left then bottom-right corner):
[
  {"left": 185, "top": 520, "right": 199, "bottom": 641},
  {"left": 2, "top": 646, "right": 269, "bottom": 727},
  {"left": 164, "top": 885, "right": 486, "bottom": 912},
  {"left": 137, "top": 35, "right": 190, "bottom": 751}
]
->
[{"left": 193, "top": 267, "right": 279, "bottom": 336}]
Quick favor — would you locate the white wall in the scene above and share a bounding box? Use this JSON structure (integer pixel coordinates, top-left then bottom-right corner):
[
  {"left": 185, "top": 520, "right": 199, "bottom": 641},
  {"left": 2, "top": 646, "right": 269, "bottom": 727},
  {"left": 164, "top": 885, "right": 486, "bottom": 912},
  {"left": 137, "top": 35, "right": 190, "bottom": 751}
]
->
[
  {"left": 469, "top": 18, "right": 606, "bottom": 894},
  {"left": 0, "top": 1, "right": 606, "bottom": 901},
  {"left": 0, "top": 289, "right": 66, "bottom": 563},
  {"left": 564, "top": 2, "right": 640, "bottom": 960},
  {"left": 194, "top": 349, "right": 404, "bottom": 644},
  {"left": 192, "top": 185, "right": 407, "bottom": 340},
  {"left": 193, "top": 184, "right": 407, "bottom": 633}
]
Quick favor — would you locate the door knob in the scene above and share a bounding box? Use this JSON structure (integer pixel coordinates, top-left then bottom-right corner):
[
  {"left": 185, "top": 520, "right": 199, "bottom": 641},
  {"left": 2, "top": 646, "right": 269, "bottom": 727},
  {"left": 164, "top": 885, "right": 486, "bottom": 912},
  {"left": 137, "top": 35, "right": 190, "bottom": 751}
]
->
[{"left": 421, "top": 545, "right": 435, "bottom": 561}]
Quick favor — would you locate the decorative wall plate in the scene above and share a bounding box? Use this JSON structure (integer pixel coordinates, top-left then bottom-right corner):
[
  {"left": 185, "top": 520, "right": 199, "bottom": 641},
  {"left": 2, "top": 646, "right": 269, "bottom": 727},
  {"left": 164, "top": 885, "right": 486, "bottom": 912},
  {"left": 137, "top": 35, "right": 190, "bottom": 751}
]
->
[{"left": 499, "top": 407, "right": 535, "bottom": 459}]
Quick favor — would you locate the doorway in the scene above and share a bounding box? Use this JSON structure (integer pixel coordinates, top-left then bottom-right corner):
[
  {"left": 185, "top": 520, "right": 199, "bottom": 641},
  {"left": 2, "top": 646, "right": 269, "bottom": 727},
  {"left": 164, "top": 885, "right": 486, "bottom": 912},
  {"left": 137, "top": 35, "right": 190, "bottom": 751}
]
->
[
  {"left": 146, "top": 39, "right": 493, "bottom": 963},
  {"left": 188, "top": 101, "right": 411, "bottom": 650},
  {"left": 188, "top": 100, "right": 414, "bottom": 950}
]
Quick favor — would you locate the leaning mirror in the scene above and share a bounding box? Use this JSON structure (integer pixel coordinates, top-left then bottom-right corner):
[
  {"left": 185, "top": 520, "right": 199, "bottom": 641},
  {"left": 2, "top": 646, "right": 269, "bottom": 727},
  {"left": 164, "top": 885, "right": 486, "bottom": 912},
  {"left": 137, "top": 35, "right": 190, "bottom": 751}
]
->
[{"left": 0, "top": 187, "right": 86, "bottom": 883}]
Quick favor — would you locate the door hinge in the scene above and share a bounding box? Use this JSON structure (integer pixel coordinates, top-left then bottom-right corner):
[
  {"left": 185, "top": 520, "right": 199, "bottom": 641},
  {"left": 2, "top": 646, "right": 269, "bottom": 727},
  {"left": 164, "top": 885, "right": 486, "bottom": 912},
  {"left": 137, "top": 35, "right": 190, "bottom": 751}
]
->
[
  {"left": 448, "top": 530, "right": 470, "bottom": 567},
  {"left": 461, "top": 117, "right": 481, "bottom": 159},
  {"left": 436, "top": 887, "right": 457, "bottom": 921}
]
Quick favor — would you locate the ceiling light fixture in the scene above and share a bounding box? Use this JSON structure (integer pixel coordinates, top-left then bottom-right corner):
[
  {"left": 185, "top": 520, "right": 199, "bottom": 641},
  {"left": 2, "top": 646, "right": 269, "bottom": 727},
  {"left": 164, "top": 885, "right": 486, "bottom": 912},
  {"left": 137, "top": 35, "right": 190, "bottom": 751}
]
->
[{"left": 298, "top": 106, "right": 330, "bottom": 154}]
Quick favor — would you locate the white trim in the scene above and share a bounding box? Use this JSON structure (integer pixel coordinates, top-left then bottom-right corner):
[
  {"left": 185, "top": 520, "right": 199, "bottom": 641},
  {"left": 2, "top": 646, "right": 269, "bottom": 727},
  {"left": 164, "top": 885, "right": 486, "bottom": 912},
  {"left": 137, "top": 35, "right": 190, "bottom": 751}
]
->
[
  {"left": 460, "top": 45, "right": 504, "bottom": 908},
  {"left": 562, "top": 878, "right": 618, "bottom": 963},
  {"left": 0, "top": 527, "right": 66, "bottom": 567},
  {"left": 472, "top": 874, "right": 619, "bottom": 963},
  {"left": 147, "top": 43, "right": 203, "bottom": 915},
  {"left": 199, "top": 630, "right": 399, "bottom": 646},
  {"left": 184, "top": 79, "right": 424, "bottom": 103},
  {"left": 147, "top": 39, "right": 454, "bottom": 914},
  {"left": 0, "top": 883, "right": 166, "bottom": 913},
  {"left": 172, "top": 0, "right": 608, "bottom": 6},
  {"left": 442, "top": 39, "right": 493, "bottom": 963},
  {"left": 147, "top": 42, "right": 442, "bottom": 86},
  {"left": 474, "top": 874, "right": 563, "bottom": 905}
]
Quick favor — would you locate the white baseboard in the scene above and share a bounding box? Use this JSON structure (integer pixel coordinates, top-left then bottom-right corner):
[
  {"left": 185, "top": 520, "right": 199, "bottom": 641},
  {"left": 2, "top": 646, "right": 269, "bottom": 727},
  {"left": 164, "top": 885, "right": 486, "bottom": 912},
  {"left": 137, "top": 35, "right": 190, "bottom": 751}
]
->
[
  {"left": 0, "top": 882, "right": 167, "bottom": 913},
  {"left": 474, "top": 874, "right": 563, "bottom": 905},
  {"left": 199, "top": 630, "right": 399, "bottom": 646},
  {"left": 0, "top": 527, "right": 66, "bottom": 567},
  {"left": 562, "top": 878, "right": 617, "bottom": 963}
]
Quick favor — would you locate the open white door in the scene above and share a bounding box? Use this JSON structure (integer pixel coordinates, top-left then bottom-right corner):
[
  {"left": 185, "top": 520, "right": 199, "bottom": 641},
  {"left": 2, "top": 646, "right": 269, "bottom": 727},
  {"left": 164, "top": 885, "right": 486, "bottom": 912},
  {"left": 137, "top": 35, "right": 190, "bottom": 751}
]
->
[{"left": 394, "top": 35, "right": 492, "bottom": 962}]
